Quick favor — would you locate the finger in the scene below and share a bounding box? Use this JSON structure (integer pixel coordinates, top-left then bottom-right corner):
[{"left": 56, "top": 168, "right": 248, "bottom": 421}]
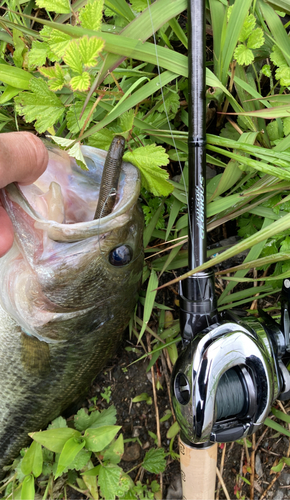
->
[
  {"left": 0, "top": 207, "right": 14, "bottom": 257},
  {"left": 0, "top": 132, "right": 48, "bottom": 188}
]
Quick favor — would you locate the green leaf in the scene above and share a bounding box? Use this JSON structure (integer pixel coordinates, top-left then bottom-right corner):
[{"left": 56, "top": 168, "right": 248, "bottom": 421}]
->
[
  {"left": 55, "top": 437, "right": 86, "bottom": 479},
  {"left": 35, "top": 0, "right": 70, "bottom": 13},
  {"left": 283, "top": 117, "right": 290, "bottom": 136},
  {"left": 28, "top": 41, "right": 56, "bottom": 70},
  {"left": 21, "top": 441, "right": 43, "bottom": 478},
  {"left": 43, "top": 28, "right": 71, "bottom": 59},
  {"left": 84, "top": 426, "right": 121, "bottom": 452},
  {"left": 66, "top": 98, "right": 94, "bottom": 134},
  {"left": 21, "top": 474, "right": 35, "bottom": 500},
  {"left": 48, "top": 136, "right": 88, "bottom": 169},
  {"left": 0, "top": 85, "right": 21, "bottom": 104},
  {"left": 98, "top": 464, "right": 133, "bottom": 499},
  {"left": 63, "top": 41, "right": 83, "bottom": 74},
  {"left": 166, "top": 421, "right": 180, "bottom": 439},
  {"left": 88, "top": 129, "right": 115, "bottom": 150},
  {"left": 0, "top": 64, "right": 34, "bottom": 90},
  {"left": 29, "top": 428, "right": 80, "bottom": 453},
  {"left": 130, "top": 0, "right": 147, "bottom": 12},
  {"left": 15, "top": 78, "right": 65, "bottom": 133},
  {"left": 79, "top": 36, "right": 104, "bottom": 67},
  {"left": 238, "top": 13, "right": 256, "bottom": 42},
  {"left": 13, "top": 28, "right": 26, "bottom": 68},
  {"left": 261, "top": 64, "right": 271, "bottom": 77},
  {"left": 247, "top": 28, "right": 264, "bottom": 50},
  {"left": 39, "top": 63, "right": 65, "bottom": 91},
  {"left": 123, "top": 145, "right": 172, "bottom": 197},
  {"left": 158, "top": 90, "right": 180, "bottom": 114},
  {"left": 234, "top": 44, "right": 254, "bottom": 66},
  {"left": 48, "top": 416, "right": 68, "bottom": 429},
  {"left": 70, "top": 72, "right": 91, "bottom": 91},
  {"left": 79, "top": 0, "right": 104, "bottom": 31},
  {"left": 119, "top": 109, "right": 134, "bottom": 134},
  {"left": 71, "top": 449, "right": 92, "bottom": 471},
  {"left": 270, "top": 44, "right": 287, "bottom": 68},
  {"left": 132, "top": 393, "right": 152, "bottom": 404},
  {"left": 138, "top": 269, "right": 158, "bottom": 341},
  {"left": 103, "top": 434, "right": 124, "bottom": 464},
  {"left": 143, "top": 448, "right": 167, "bottom": 474}
]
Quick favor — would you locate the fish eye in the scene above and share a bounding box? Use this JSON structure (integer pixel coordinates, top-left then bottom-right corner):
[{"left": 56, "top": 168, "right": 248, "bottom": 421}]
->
[{"left": 109, "top": 245, "right": 133, "bottom": 266}]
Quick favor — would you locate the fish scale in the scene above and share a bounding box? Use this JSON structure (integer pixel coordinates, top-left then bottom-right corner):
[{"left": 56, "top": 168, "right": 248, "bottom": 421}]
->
[{"left": 0, "top": 144, "right": 143, "bottom": 475}]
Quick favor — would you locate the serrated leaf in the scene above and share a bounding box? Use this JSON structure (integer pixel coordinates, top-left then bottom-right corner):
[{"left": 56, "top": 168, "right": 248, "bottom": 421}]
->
[
  {"left": 39, "top": 63, "right": 65, "bottom": 91},
  {"left": 15, "top": 78, "right": 65, "bottom": 133},
  {"left": 63, "top": 42, "right": 82, "bottom": 74},
  {"left": 247, "top": 27, "right": 264, "bottom": 50},
  {"left": 276, "top": 66, "right": 290, "bottom": 86},
  {"left": 234, "top": 44, "right": 254, "bottom": 66},
  {"left": 270, "top": 45, "right": 287, "bottom": 68},
  {"left": 79, "top": 0, "right": 104, "bottom": 31},
  {"left": 48, "top": 136, "right": 88, "bottom": 170},
  {"left": 35, "top": 0, "right": 70, "bottom": 13},
  {"left": 78, "top": 36, "right": 104, "bottom": 67},
  {"left": 261, "top": 64, "right": 271, "bottom": 77},
  {"left": 71, "top": 449, "right": 91, "bottom": 471},
  {"left": 74, "top": 406, "right": 117, "bottom": 432},
  {"left": 66, "top": 98, "right": 94, "bottom": 134},
  {"left": 99, "top": 464, "right": 131, "bottom": 499},
  {"left": 158, "top": 91, "right": 180, "bottom": 114},
  {"left": 119, "top": 109, "right": 134, "bottom": 134},
  {"left": 70, "top": 72, "right": 91, "bottom": 92},
  {"left": 88, "top": 128, "right": 115, "bottom": 150},
  {"left": 29, "top": 428, "right": 80, "bottom": 453},
  {"left": 238, "top": 13, "right": 256, "bottom": 42},
  {"left": 142, "top": 448, "right": 166, "bottom": 474},
  {"left": 21, "top": 474, "right": 35, "bottom": 500},
  {"left": 88, "top": 406, "right": 117, "bottom": 429},
  {"left": 55, "top": 437, "right": 86, "bottom": 479},
  {"left": 48, "top": 416, "right": 68, "bottom": 429},
  {"left": 84, "top": 426, "right": 121, "bottom": 452},
  {"left": 46, "top": 29, "right": 71, "bottom": 59},
  {"left": 130, "top": 0, "right": 147, "bottom": 12},
  {"left": 123, "top": 145, "right": 172, "bottom": 196},
  {"left": 28, "top": 41, "right": 53, "bottom": 70}
]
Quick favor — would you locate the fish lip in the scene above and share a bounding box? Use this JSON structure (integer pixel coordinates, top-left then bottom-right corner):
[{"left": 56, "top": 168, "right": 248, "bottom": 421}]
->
[{"left": 3, "top": 160, "right": 141, "bottom": 242}]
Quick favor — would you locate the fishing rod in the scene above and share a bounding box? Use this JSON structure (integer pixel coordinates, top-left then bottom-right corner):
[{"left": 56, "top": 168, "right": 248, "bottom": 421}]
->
[{"left": 171, "top": 1, "right": 290, "bottom": 498}]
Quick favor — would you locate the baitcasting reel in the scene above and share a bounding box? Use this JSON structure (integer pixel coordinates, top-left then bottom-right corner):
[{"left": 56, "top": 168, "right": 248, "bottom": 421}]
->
[{"left": 172, "top": 273, "right": 290, "bottom": 445}]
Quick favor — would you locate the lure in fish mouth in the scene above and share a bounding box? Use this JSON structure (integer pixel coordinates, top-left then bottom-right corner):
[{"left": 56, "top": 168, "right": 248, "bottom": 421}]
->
[{"left": 0, "top": 138, "right": 143, "bottom": 474}]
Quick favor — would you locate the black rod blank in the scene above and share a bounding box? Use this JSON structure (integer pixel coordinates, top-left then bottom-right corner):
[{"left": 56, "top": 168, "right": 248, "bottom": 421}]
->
[{"left": 188, "top": 0, "right": 207, "bottom": 270}]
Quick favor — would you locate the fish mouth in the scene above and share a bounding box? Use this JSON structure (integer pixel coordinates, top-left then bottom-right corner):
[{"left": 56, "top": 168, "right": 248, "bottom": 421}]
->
[{"left": 2, "top": 145, "right": 141, "bottom": 242}]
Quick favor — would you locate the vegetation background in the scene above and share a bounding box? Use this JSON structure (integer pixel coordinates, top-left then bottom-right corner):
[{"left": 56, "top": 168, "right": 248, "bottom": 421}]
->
[{"left": 2, "top": 0, "right": 290, "bottom": 498}]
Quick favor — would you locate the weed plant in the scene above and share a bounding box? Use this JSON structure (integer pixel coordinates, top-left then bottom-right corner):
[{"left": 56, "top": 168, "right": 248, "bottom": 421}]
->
[{"left": 1, "top": 0, "right": 290, "bottom": 498}]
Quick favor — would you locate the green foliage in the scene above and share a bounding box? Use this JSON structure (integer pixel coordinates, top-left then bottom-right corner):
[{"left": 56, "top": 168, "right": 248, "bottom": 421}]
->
[
  {"left": 231, "top": 12, "right": 265, "bottom": 66},
  {"left": 4, "top": 406, "right": 165, "bottom": 500}
]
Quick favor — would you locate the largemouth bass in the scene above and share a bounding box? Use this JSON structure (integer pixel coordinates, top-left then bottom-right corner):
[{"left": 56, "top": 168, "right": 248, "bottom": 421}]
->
[{"left": 0, "top": 142, "right": 143, "bottom": 474}]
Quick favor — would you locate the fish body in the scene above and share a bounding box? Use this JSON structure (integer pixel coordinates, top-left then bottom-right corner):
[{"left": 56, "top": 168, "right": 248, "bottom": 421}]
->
[{"left": 0, "top": 144, "right": 143, "bottom": 473}]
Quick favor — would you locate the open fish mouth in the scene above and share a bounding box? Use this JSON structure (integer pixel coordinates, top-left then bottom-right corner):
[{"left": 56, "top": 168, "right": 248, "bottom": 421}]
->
[
  {"left": 0, "top": 143, "right": 144, "bottom": 343},
  {"left": 0, "top": 142, "right": 144, "bottom": 472}
]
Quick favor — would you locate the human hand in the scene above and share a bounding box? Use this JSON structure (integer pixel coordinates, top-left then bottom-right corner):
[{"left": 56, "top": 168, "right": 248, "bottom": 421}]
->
[{"left": 0, "top": 132, "right": 48, "bottom": 257}]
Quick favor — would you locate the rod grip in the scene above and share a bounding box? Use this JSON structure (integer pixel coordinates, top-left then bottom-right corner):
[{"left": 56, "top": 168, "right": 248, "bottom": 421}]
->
[{"left": 179, "top": 437, "right": 217, "bottom": 500}]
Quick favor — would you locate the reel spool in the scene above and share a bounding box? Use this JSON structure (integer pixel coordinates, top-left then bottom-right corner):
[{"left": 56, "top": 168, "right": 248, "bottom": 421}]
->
[{"left": 172, "top": 292, "right": 290, "bottom": 444}]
